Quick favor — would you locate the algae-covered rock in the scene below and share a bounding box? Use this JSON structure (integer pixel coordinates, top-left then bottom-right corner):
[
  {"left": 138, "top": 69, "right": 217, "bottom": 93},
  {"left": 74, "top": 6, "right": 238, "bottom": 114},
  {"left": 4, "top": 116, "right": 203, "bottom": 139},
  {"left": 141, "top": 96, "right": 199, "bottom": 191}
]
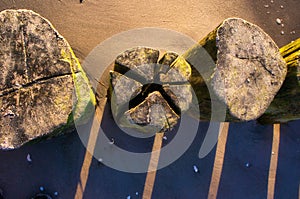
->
[
  {"left": 0, "top": 9, "right": 95, "bottom": 150},
  {"left": 110, "top": 47, "right": 192, "bottom": 133},
  {"left": 184, "top": 17, "right": 287, "bottom": 121}
]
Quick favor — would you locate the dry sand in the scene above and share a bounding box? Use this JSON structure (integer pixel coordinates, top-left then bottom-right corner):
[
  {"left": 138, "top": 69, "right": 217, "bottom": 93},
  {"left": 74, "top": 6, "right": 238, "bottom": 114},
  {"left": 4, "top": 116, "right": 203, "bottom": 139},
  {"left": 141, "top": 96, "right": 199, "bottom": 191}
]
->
[
  {"left": 0, "top": 0, "right": 299, "bottom": 198},
  {"left": 0, "top": 0, "right": 299, "bottom": 59}
]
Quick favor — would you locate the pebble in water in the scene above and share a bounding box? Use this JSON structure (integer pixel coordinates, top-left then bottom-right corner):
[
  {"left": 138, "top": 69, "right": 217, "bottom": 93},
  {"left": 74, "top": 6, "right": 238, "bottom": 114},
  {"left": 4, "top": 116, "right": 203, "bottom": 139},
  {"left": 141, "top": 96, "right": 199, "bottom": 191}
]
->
[
  {"left": 109, "top": 138, "right": 115, "bottom": 145},
  {"left": 39, "top": 186, "right": 44, "bottom": 192},
  {"left": 276, "top": 18, "right": 282, "bottom": 25},
  {"left": 27, "top": 154, "right": 32, "bottom": 163},
  {"left": 193, "top": 165, "right": 199, "bottom": 173},
  {"left": 98, "top": 158, "right": 103, "bottom": 165}
]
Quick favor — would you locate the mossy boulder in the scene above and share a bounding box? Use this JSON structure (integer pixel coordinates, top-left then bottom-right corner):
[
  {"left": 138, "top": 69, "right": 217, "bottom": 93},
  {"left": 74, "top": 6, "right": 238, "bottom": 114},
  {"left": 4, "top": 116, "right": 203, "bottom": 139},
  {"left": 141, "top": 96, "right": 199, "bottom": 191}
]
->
[{"left": 0, "top": 9, "right": 95, "bottom": 150}]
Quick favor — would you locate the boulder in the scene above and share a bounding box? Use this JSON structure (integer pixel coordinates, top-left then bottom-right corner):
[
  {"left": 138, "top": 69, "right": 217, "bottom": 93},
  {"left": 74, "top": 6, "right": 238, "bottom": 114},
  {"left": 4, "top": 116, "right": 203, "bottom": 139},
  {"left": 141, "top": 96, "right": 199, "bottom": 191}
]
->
[{"left": 0, "top": 9, "right": 95, "bottom": 150}]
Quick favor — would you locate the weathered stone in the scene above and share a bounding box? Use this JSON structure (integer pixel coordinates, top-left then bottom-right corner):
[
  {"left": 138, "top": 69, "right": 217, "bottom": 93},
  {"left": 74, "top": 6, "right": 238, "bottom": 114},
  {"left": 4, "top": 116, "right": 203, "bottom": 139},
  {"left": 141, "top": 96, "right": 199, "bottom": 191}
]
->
[
  {"left": 184, "top": 17, "right": 287, "bottom": 121},
  {"left": 109, "top": 70, "right": 142, "bottom": 118},
  {"left": 162, "top": 84, "right": 192, "bottom": 113},
  {"left": 110, "top": 47, "right": 192, "bottom": 133},
  {"left": 0, "top": 9, "right": 95, "bottom": 150},
  {"left": 158, "top": 51, "right": 178, "bottom": 66},
  {"left": 258, "top": 38, "right": 300, "bottom": 123},
  {"left": 159, "top": 56, "right": 191, "bottom": 83},
  {"left": 110, "top": 71, "right": 142, "bottom": 106},
  {"left": 123, "top": 91, "right": 179, "bottom": 133},
  {"left": 114, "top": 47, "right": 159, "bottom": 82}
]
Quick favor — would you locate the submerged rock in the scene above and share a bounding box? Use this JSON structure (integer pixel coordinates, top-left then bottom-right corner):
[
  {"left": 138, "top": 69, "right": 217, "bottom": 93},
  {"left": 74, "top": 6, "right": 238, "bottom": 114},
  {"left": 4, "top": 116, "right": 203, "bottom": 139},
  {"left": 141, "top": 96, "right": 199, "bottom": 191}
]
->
[{"left": 0, "top": 9, "right": 95, "bottom": 150}]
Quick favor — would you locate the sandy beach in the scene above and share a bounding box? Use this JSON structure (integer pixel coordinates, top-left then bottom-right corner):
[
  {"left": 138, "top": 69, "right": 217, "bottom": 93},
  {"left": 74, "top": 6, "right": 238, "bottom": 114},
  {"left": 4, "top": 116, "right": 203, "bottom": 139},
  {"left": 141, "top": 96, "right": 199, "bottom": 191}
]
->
[{"left": 0, "top": 0, "right": 299, "bottom": 198}]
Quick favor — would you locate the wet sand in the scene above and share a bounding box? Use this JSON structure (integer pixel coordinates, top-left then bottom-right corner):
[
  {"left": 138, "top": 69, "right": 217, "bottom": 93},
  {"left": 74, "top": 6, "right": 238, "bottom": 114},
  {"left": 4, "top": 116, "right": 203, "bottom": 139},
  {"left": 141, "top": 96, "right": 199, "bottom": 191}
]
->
[{"left": 0, "top": 0, "right": 299, "bottom": 198}]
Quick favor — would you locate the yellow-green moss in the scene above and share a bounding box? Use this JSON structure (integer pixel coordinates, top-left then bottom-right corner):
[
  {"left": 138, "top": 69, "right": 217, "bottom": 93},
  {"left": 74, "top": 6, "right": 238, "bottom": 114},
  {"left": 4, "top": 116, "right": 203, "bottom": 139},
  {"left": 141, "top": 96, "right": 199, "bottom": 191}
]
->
[{"left": 60, "top": 47, "right": 96, "bottom": 126}]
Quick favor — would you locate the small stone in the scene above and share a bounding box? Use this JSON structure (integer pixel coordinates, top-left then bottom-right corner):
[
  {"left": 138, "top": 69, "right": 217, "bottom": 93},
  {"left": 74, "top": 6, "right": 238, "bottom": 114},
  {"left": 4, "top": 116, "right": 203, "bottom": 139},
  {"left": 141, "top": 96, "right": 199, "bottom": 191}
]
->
[
  {"left": 246, "top": 78, "right": 250, "bottom": 83},
  {"left": 281, "top": 31, "right": 285, "bottom": 35},
  {"left": 108, "top": 138, "right": 115, "bottom": 145},
  {"left": 270, "top": 0, "right": 274, "bottom": 3},
  {"left": 280, "top": 5, "right": 284, "bottom": 8},
  {"left": 54, "top": 192, "right": 58, "bottom": 196},
  {"left": 126, "top": 196, "right": 131, "bottom": 199},
  {"left": 39, "top": 186, "right": 44, "bottom": 192},
  {"left": 281, "top": 24, "right": 284, "bottom": 27},
  {"left": 267, "top": 11, "right": 270, "bottom": 14},
  {"left": 163, "top": 136, "right": 167, "bottom": 140},
  {"left": 135, "top": 192, "right": 139, "bottom": 196},
  {"left": 276, "top": 18, "right": 282, "bottom": 25},
  {"left": 27, "top": 154, "right": 32, "bottom": 162},
  {"left": 264, "top": 4, "right": 269, "bottom": 8},
  {"left": 97, "top": 158, "right": 103, "bottom": 166},
  {"left": 245, "top": 162, "right": 251, "bottom": 168},
  {"left": 193, "top": 165, "right": 199, "bottom": 173}
]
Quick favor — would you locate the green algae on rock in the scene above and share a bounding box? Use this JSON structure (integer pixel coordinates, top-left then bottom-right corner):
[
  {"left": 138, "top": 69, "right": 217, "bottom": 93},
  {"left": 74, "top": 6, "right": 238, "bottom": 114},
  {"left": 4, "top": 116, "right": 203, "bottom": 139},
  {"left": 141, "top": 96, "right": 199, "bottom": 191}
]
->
[{"left": 0, "top": 9, "right": 95, "bottom": 150}]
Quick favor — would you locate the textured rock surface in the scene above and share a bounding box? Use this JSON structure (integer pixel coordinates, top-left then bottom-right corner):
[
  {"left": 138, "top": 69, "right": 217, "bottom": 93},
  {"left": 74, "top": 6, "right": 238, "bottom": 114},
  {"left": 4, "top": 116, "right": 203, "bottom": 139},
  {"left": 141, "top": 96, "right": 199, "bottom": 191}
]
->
[
  {"left": 213, "top": 18, "right": 287, "bottom": 120},
  {"left": 110, "top": 47, "right": 192, "bottom": 133},
  {"left": 114, "top": 47, "right": 159, "bottom": 82},
  {"left": 0, "top": 9, "right": 95, "bottom": 150},
  {"left": 259, "top": 38, "right": 300, "bottom": 123},
  {"left": 124, "top": 91, "right": 180, "bottom": 133},
  {"left": 184, "top": 18, "right": 287, "bottom": 121}
]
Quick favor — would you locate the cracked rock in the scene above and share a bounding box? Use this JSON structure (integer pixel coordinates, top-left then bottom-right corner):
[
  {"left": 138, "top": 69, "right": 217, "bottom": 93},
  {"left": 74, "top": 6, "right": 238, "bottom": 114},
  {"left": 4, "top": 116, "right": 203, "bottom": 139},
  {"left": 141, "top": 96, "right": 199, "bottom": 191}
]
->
[
  {"left": 0, "top": 9, "right": 95, "bottom": 150},
  {"left": 213, "top": 19, "right": 287, "bottom": 120},
  {"left": 110, "top": 47, "right": 193, "bottom": 133},
  {"left": 184, "top": 18, "right": 287, "bottom": 121}
]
